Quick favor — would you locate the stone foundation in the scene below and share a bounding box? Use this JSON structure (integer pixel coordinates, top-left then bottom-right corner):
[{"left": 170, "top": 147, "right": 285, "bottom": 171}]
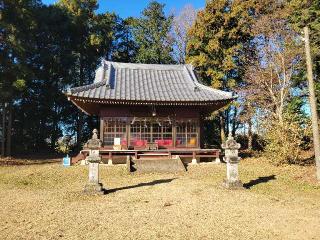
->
[
  {"left": 222, "top": 179, "right": 243, "bottom": 190},
  {"left": 84, "top": 182, "right": 104, "bottom": 195}
]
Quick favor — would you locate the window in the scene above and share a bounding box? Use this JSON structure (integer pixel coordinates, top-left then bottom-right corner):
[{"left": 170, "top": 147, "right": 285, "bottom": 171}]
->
[
  {"left": 130, "top": 120, "right": 151, "bottom": 146},
  {"left": 130, "top": 118, "right": 173, "bottom": 147},
  {"left": 176, "top": 120, "right": 198, "bottom": 147},
  {"left": 103, "top": 118, "right": 127, "bottom": 146}
]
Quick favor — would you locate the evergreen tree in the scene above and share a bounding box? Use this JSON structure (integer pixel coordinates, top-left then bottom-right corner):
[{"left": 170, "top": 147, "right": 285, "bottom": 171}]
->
[
  {"left": 187, "top": 0, "right": 255, "bottom": 89},
  {"left": 133, "top": 1, "right": 174, "bottom": 64},
  {"left": 1, "top": 0, "right": 117, "bottom": 155},
  {"left": 288, "top": 0, "right": 320, "bottom": 113},
  {"left": 57, "top": 0, "right": 115, "bottom": 149},
  {"left": 186, "top": 0, "right": 256, "bottom": 142},
  {"left": 0, "top": 0, "right": 42, "bottom": 155},
  {"left": 112, "top": 17, "right": 137, "bottom": 62}
]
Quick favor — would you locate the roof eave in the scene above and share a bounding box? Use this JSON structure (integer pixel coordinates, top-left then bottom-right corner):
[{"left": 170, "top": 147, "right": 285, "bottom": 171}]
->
[{"left": 68, "top": 95, "right": 234, "bottom": 106}]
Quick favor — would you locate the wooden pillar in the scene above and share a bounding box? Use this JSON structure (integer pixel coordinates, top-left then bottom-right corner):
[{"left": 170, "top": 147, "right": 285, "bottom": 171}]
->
[
  {"left": 100, "top": 118, "right": 104, "bottom": 143},
  {"left": 126, "top": 119, "right": 130, "bottom": 149},
  {"left": 173, "top": 119, "right": 176, "bottom": 148},
  {"left": 215, "top": 150, "right": 221, "bottom": 164},
  {"left": 196, "top": 119, "right": 201, "bottom": 149}
]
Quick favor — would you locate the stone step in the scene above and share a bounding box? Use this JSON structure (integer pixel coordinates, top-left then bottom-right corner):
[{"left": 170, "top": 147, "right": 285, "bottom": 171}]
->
[
  {"left": 129, "top": 156, "right": 186, "bottom": 173},
  {"left": 71, "top": 152, "right": 87, "bottom": 164}
]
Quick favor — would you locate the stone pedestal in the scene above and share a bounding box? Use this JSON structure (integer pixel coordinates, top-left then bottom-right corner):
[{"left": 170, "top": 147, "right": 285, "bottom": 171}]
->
[
  {"left": 84, "top": 160, "right": 104, "bottom": 195},
  {"left": 223, "top": 162, "right": 243, "bottom": 188},
  {"left": 222, "top": 133, "right": 243, "bottom": 189}
]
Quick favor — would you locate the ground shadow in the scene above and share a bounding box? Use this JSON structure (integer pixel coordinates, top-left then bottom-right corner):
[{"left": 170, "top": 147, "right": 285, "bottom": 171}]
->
[
  {"left": 106, "top": 178, "right": 176, "bottom": 194},
  {"left": 243, "top": 175, "right": 276, "bottom": 189},
  {"left": 0, "top": 158, "right": 61, "bottom": 166}
]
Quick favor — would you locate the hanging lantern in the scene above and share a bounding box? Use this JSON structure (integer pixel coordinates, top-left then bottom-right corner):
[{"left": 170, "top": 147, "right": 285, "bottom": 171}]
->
[{"left": 152, "top": 105, "right": 156, "bottom": 117}]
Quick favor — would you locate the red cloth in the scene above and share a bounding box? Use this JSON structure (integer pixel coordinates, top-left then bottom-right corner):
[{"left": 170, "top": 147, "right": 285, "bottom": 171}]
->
[
  {"left": 135, "top": 140, "right": 147, "bottom": 147},
  {"left": 155, "top": 139, "right": 173, "bottom": 146}
]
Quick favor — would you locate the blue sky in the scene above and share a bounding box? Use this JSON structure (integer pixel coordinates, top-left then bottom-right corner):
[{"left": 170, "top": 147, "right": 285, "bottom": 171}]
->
[{"left": 42, "top": 0, "right": 205, "bottom": 18}]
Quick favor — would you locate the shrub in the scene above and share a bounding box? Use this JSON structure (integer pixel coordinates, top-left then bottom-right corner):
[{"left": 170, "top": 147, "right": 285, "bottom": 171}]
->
[{"left": 263, "top": 114, "right": 311, "bottom": 165}]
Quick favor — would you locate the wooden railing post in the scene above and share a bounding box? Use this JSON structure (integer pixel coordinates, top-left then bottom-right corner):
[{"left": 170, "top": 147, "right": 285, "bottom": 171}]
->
[
  {"left": 108, "top": 151, "right": 113, "bottom": 165},
  {"left": 191, "top": 151, "right": 197, "bottom": 164}
]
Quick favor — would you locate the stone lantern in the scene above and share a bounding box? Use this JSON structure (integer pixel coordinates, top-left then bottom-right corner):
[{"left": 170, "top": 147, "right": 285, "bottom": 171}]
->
[
  {"left": 83, "top": 129, "right": 104, "bottom": 195},
  {"left": 221, "top": 133, "right": 243, "bottom": 189}
]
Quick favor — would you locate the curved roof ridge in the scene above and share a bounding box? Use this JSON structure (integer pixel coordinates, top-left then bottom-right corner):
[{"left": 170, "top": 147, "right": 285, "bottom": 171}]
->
[
  {"left": 195, "top": 81, "right": 234, "bottom": 98},
  {"left": 182, "top": 64, "right": 234, "bottom": 98},
  {"left": 69, "top": 80, "right": 106, "bottom": 94},
  {"left": 106, "top": 60, "right": 186, "bottom": 71}
]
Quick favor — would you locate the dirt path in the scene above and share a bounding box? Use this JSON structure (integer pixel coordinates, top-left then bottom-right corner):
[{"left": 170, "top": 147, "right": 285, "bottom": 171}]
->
[{"left": 0, "top": 159, "right": 319, "bottom": 240}]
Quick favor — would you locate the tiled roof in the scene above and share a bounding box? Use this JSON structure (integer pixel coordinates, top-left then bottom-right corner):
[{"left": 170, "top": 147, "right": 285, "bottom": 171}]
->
[{"left": 67, "top": 60, "right": 234, "bottom": 104}]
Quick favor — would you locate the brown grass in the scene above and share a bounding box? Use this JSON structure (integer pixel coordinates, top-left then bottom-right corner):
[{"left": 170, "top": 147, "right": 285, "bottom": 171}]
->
[{"left": 0, "top": 157, "right": 319, "bottom": 240}]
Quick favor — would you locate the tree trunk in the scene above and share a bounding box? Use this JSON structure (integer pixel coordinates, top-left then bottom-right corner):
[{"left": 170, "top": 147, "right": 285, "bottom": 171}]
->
[
  {"left": 225, "top": 110, "right": 229, "bottom": 136},
  {"left": 1, "top": 103, "right": 6, "bottom": 157},
  {"left": 77, "top": 112, "right": 84, "bottom": 149},
  {"left": 77, "top": 53, "right": 84, "bottom": 148},
  {"left": 248, "top": 119, "right": 253, "bottom": 151},
  {"left": 232, "top": 107, "right": 237, "bottom": 136},
  {"left": 304, "top": 26, "right": 320, "bottom": 181},
  {"left": 6, "top": 102, "right": 12, "bottom": 157},
  {"left": 220, "top": 114, "right": 226, "bottom": 143}
]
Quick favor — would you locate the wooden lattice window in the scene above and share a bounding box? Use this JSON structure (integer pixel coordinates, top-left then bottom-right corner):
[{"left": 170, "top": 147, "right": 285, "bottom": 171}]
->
[
  {"left": 103, "top": 118, "right": 127, "bottom": 146},
  {"left": 176, "top": 120, "right": 198, "bottom": 147},
  {"left": 130, "top": 120, "right": 151, "bottom": 146},
  {"left": 129, "top": 118, "right": 173, "bottom": 147}
]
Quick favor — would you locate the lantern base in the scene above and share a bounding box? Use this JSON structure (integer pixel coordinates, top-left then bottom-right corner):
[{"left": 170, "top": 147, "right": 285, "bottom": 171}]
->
[
  {"left": 223, "top": 179, "right": 244, "bottom": 190},
  {"left": 83, "top": 182, "right": 105, "bottom": 195}
]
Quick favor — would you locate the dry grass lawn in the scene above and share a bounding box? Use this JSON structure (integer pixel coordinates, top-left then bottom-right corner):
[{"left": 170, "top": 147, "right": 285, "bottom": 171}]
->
[{"left": 0, "top": 157, "right": 319, "bottom": 240}]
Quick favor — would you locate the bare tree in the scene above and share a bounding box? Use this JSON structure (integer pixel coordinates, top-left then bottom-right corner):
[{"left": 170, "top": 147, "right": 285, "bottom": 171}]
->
[
  {"left": 172, "top": 4, "right": 197, "bottom": 64},
  {"left": 240, "top": 9, "right": 311, "bottom": 164},
  {"left": 245, "top": 12, "right": 302, "bottom": 122}
]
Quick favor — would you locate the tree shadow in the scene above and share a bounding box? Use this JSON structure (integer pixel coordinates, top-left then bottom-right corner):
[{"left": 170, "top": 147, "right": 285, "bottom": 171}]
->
[
  {"left": 243, "top": 175, "right": 276, "bottom": 189},
  {"left": 106, "top": 178, "right": 176, "bottom": 194},
  {"left": 0, "top": 158, "right": 61, "bottom": 166}
]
